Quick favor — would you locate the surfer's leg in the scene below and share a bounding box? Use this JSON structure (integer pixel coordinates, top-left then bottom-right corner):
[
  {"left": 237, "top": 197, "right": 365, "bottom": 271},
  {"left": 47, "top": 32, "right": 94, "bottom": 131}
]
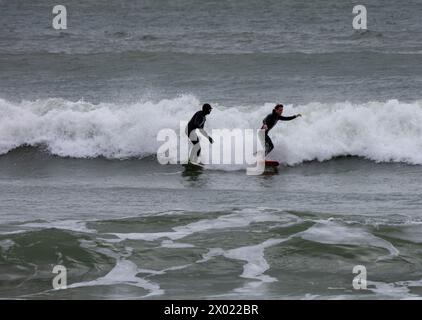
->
[
  {"left": 196, "top": 141, "right": 201, "bottom": 157},
  {"left": 188, "top": 131, "right": 201, "bottom": 163},
  {"left": 265, "top": 134, "right": 274, "bottom": 156},
  {"left": 190, "top": 140, "right": 201, "bottom": 162}
]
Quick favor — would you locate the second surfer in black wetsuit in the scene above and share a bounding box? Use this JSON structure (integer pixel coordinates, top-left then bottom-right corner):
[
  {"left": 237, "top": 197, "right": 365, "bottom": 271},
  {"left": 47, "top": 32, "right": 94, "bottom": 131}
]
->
[
  {"left": 186, "top": 103, "right": 214, "bottom": 163},
  {"left": 261, "top": 104, "right": 301, "bottom": 156}
]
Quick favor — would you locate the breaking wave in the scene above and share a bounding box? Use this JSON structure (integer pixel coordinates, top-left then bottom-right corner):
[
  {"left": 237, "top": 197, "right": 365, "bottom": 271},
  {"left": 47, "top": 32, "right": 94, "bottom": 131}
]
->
[{"left": 1, "top": 95, "right": 422, "bottom": 165}]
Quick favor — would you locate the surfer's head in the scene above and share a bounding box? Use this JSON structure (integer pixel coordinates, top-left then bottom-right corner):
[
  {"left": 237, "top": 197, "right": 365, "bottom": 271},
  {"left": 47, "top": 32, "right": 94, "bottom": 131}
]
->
[
  {"left": 274, "top": 104, "right": 284, "bottom": 115},
  {"left": 202, "top": 103, "right": 213, "bottom": 115}
]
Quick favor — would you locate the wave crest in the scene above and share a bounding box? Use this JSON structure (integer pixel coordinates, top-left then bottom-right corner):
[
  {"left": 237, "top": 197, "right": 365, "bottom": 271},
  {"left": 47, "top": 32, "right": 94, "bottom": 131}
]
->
[{"left": 1, "top": 96, "right": 422, "bottom": 165}]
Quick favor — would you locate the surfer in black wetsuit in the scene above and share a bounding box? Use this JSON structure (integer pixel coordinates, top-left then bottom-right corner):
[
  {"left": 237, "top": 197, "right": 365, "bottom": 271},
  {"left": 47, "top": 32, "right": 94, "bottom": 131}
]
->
[
  {"left": 261, "top": 104, "right": 301, "bottom": 156},
  {"left": 186, "top": 103, "right": 214, "bottom": 163}
]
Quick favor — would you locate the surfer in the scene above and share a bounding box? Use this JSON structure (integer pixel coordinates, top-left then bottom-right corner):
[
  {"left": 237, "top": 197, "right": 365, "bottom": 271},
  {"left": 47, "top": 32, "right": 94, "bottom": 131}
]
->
[
  {"left": 186, "top": 103, "right": 214, "bottom": 163},
  {"left": 261, "top": 104, "right": 301, "bottom": 156}
]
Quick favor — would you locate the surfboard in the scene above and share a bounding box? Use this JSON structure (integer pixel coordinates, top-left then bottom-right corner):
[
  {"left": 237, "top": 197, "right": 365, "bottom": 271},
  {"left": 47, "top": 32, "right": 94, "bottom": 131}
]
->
[
  {"left": 183, "top": 162, "right": 205, "bottom": 170},
  {"left": 265, "top": 160, "right": 279, "bottom": 167}
]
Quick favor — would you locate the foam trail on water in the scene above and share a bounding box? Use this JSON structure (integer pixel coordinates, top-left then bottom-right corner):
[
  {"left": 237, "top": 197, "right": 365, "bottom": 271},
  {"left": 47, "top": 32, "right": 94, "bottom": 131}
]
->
[
  {"left": 67, "top": 259, "right": 164, "bottom": 297},
  {"left": 225, "top": 238, "right": 288, "bottom": 283},
  {"left": 109, "top": 208, "right": 292, "bottom": 242},
  {"left": 198, "top": 237, "right": 291, "bottom": 297},
  {"left": 67, "top": 241, "right": 164, "bottom": 297},
  {"left": 297, "top": 220, "right": 399, "bottom": 259}
]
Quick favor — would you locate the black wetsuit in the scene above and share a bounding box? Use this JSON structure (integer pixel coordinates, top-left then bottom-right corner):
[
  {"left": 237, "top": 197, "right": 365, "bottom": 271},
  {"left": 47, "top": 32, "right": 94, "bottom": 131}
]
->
[
  {"left": 186, "top": 110, "right": 207, "bottom": 158},
  {"left": 262, "top": 111, "right": 297, "bottom": 156}
]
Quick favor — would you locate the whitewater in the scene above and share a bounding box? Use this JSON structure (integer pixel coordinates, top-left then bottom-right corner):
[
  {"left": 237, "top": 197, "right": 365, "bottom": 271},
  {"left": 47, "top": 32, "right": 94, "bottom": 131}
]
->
[{"left": 1, "top": 95, "right": 422, "bottom": 165}]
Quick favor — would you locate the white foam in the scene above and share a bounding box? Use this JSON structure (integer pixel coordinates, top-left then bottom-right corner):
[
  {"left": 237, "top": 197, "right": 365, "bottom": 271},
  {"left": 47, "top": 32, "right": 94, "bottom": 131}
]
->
[
  {"left": 110, "top": 209, "right": 294, "bottom": 242},
  {"left": 160, "top": 240, "right": 195, "bottom": 248},
  {"left": 196, "top": 248, "right": 225, "bottom": 263},
  {"left": 225, "top": 238, "right": 288, "bottom": 283},
  {"left": 21, "top": 220, "right": 96, "bottom": 234},
  {"left": 351, "top": 278, "right": 422, "bottom": 299},
  {"left": 0, "top": 95, "right": 200, "bottom": 158},
  {"left": 2, "top": 97, "right": 422, "bottom": 165},
  {"left": 75, "top": 240, "right": 197, "bottom": 297},
  {"left": 0, "top": 230, "right": 27, "bottom": 235},
  {"left": 0, "top": 239, "right": 16, "bottom": 251},
  {"left": 69, "top": 241, "right": 164, "bottom": 297},
  {"left": 366, "top": 280, "right": 416, "bottom": 299},
  {"left": 298, "top": 220, "right": 399, "bottom": 259},
  {"left": 197, "top": 237, "right": 290, "bottom": 296},
  {"left": 67, "top": 259, "right": 164, "bottom": 297}
]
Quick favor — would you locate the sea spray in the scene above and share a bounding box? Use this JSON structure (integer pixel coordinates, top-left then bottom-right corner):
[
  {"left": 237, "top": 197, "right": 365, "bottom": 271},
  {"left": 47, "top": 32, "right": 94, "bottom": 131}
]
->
[{"left": 1, "top": 96, "right": 422, "bottom": 165}]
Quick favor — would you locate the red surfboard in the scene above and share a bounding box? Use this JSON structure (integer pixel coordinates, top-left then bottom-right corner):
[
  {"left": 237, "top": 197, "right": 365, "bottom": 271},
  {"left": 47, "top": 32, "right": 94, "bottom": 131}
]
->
[{"left": 265, "top": 160, "right": 280, "bottom": 167}]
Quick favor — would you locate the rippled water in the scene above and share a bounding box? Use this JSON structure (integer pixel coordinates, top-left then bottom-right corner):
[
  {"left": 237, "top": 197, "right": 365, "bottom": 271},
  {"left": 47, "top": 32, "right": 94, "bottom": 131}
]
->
[{"left": 0, "top": 151, "right": 421, "bottom": 299}]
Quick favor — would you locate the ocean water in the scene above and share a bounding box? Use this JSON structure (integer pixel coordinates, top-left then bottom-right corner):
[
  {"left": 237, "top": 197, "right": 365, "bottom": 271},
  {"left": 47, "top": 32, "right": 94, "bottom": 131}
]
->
[{"left": 1, "top": 0, "right": 422, "bottom": 299}]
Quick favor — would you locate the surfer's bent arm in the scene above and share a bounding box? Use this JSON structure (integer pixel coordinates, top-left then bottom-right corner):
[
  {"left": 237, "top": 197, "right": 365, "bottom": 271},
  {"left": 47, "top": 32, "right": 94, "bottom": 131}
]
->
[
  {"left": 199, "top": 129, "right": 214, "bottom": 143},
  {"left": 199, "top": 128, "right": 209, "bottom": 138}
]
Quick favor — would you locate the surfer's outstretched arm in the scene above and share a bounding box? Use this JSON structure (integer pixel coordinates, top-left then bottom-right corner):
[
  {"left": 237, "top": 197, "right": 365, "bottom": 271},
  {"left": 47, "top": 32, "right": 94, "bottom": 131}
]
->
[{"left": 279, "top": 114, "right": 301, "bottom": 121}]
